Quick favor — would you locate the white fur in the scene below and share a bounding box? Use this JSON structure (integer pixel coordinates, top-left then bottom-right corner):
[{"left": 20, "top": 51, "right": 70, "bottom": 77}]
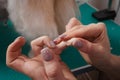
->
[{"left": 7, "top": 0, "right": 79, "bottom": 41}]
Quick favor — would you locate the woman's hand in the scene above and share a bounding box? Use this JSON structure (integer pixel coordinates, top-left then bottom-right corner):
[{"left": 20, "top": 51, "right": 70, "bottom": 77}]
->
[
  {"left": 54, "top": 17, "right": 120, "bottom": 80},
  {"left": 6, "top": 36, "right": 76, "bottom": 80},
  {"left": 55, "top": 18, "right": 112, "bottom": 71}
]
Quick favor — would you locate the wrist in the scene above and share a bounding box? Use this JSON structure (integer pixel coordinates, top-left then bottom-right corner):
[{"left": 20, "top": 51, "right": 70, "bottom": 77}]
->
[
  {"left": 92, "top": 52, "right": 113, "bottom": 71},
  {"left": 102, "top": 54, "right": 120, "bottom": 79}
]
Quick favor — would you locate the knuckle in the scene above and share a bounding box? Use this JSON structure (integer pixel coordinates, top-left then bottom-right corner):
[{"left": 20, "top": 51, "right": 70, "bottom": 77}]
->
[{"left": 97, "top": 22, "right": 106, "bottom": 30}]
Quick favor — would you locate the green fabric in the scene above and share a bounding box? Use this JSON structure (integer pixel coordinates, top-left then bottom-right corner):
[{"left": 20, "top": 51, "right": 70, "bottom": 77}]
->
[{"left": 0, "top": 3, "right": 120, "bottom": 80}]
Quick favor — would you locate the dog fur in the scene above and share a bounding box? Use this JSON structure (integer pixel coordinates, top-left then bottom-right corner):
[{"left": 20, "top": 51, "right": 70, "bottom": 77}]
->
[{"left": 7, "top": 0, "right": 79, "bottom": 41}]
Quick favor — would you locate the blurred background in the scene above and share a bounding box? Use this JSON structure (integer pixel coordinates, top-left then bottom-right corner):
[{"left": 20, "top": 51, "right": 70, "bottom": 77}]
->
[{"left": 76, "top": 0, "right": 120, "bottom": 25}]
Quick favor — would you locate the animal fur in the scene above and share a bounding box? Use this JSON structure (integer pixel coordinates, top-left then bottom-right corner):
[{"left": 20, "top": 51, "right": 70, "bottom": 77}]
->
[{"left": 7, "top": 0, "right": 80, "bottom": 41}]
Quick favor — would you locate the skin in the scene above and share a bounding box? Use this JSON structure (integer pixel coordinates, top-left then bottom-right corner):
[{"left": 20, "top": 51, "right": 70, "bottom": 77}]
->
[
  {"left": 7, "top": 17, "right": 81, "bottom": 80},
  {"left": 6, "top": 35, "right": 77, "bottom": 80},
  {"left": 55, "top": 18, "right": 120, "bottom": 80},
  {"left": 6, "top": 18, "right": 120, "bottom": 80}
]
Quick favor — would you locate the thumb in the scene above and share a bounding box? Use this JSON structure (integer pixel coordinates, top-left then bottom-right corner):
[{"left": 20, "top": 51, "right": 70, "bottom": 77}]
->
[
  {"left": 67, "top": 38, "right": 101, "bottom": 65},
  {"left": 67, "top": 38, "right": 99, "bottom": 54},
  {"left": 41, "top": 48, "right": 66, "bottom": 80}
]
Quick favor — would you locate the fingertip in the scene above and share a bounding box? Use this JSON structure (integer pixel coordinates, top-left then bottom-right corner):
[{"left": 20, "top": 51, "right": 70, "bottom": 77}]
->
[
  {"left": 41, "top": 36, "right": 56, "bottom": 49},
  {"left": 15, "top": 36, "right": 26, "bottom": 46},
  {"left": 41, "top": 48, "right": 54, "bottom": 62},
  {"left": 73, "top": 40, "right": 83, "bottom": 48},
  {"left": 14, "top": 36, "right": 25, "bottom": 43},
  {"left": 48, "top": 41, "right": 56, "bottom": 48},
  {"left": 53, "top": 37, "right": 62, "bottom": 44},
  {"left": 53, "top": 34, "right": 70, "bottom": 46},
  {"left": 7, "top": 36, "right": 26, "bottom": 52}
]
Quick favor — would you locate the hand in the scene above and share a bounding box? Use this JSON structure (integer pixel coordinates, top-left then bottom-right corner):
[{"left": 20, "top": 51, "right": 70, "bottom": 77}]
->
[
  {"left": 55, "top": 18, "right": 120, "bottom": 79},
  {"left": 54, "top": 18, "right": 112, "bottom": 71},
  {"left": 6, "top": 36, "right": 76, "bottom": 80}
]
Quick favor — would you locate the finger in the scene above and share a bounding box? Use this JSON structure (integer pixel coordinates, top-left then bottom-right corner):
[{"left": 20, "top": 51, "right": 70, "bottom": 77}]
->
[
  {"left": 54, "top": 18, "right": 82, "bottom": 44},
  {"left": 41, "top": 48, "right": 66, "bottom": 80},
  {"left": 6, "top": 36, "right": 25, "bottom": 64},
  {"left": 66, "top": 17, "right": 81, "bottom": 31},
  {"left": 54, "top": 25, "right": 82, "bottom": 44},
  {"left": 6, "top": 36, "right": 28, "bottom": 70},
  {"left": 54, "top": 41, "right": 67, "bottom": 55},
  {"left": 53, "top": 40, "right": 69, "bottom": 55},
  {"left": 67, "top": 38, "right": 97, "bottom": 54},
  {"left": 69, "top": 38, "right": 112, "bottom": 66},
  {"left": 63, "top": 23, "right": 106, "bottom": 41},
  {"left": 55, "top": 23, "right": 105, "bottom": 43},
  {"left": 31, "top": 36, "right": 56, "bottom": 56}
]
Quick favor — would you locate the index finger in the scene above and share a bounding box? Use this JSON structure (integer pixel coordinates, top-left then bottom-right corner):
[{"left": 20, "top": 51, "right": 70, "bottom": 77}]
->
[
  {"left": 57, "top": 23, "right": 106, "bottom": 43},
  {"left": 64, "top": 23, "right": 106, "bottom": 41},
  {"left": 6, "top": 36, "right": 26, "bottom": 65},
  {"left": 31, "top": 36, "right": 56, "bottom": 56}
]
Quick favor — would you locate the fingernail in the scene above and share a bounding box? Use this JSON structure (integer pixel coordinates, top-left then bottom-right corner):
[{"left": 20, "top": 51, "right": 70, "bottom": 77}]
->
[
  {"left": 53, "top": 34, "right": 67, "bottom": 44},
  {"left": 74, "top": 41, "right": 83, "bottom": 48},
  {"left": 49, "top": 41, "right": 56, "bottom": 48},
  {"left": 53, "top": 38, "right": 61, "bottom": 44},
  {"left": 41, "top": 48, "right": 53, "bottom": 61},
  {"left": 16, "top": 36, "right": 24, "bottom": 40}
]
